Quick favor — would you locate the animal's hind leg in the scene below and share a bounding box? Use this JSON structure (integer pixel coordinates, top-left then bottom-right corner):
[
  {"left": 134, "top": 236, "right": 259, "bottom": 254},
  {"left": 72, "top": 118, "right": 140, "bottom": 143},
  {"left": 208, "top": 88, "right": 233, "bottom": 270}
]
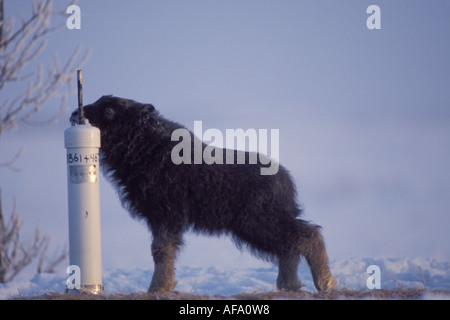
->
[
  {"left": 298, "top": 223, "right": 336, "bottom": 292},
  {"left": 148, "top": 227, "right": 182, "bottom": 293},
  {"left": 277, "top": 253, "right": 302, "bottom": 291}
]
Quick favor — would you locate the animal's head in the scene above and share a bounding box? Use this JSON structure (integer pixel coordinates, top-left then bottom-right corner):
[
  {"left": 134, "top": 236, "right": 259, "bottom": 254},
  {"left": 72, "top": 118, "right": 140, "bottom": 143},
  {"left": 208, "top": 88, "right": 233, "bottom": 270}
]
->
[
  {"left": 70, "top": 96, "right": 158, "bottom": 146},
  {"left": 71, "top": 95, "right": 155, "bottom": 129}
]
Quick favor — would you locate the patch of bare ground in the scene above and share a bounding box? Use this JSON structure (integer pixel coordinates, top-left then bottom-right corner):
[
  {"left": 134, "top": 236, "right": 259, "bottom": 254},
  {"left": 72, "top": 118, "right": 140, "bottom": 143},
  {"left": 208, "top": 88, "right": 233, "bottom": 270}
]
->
[{"left": 12, "top": 288, "right": 450, "bottom": 300}]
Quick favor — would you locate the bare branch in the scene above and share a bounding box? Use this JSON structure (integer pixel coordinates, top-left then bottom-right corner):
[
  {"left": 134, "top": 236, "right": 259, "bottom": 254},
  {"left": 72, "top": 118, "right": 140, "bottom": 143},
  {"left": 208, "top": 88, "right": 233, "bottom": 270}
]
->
[
  {"left": 0, "top": 146, "right": 24, "bottom": 172},
  {"left": 0, "top": 189, "right": 50, "bottom": 283},
  {"left": 38, "top": 240, "right": 68, "bottom": 274},
  {"left": 0, "top": 0, "right": 90, "bottom": 136},
  {"left": 0, "top": 0, "right": 90, "bottom": 171}
]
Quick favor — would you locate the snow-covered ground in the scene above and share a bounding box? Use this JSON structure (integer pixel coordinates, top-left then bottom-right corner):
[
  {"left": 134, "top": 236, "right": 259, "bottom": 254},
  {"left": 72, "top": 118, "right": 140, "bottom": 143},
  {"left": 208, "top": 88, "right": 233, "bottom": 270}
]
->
[{"left": 1, "top": 257, "right": 449, "bottom": 299}]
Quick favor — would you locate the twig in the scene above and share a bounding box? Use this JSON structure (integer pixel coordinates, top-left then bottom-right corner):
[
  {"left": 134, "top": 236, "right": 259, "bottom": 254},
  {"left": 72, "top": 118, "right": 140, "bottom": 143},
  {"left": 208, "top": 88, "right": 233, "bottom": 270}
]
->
[{"left": 0, "top": 146, "right": 24, "bottom": 172}]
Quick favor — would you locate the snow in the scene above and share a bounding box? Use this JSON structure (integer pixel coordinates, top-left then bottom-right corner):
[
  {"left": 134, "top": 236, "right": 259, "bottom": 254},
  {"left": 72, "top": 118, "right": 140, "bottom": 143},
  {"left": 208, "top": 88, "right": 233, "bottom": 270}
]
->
[{"left": 1, "top": 257, "right": 449, "bottom": 299}]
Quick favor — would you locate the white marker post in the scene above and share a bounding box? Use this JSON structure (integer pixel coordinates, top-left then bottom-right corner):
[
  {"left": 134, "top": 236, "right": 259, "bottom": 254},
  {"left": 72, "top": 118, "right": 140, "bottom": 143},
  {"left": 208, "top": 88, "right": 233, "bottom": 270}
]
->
[{"left": 64, "top": 70, "right": 103, "bottom": 294}]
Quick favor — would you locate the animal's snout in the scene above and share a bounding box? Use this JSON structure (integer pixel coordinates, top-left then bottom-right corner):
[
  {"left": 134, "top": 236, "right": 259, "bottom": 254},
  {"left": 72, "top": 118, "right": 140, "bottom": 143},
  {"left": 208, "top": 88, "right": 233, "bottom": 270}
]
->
[{"left": 70, "top": 110, "right": 80, "bottom": 126}]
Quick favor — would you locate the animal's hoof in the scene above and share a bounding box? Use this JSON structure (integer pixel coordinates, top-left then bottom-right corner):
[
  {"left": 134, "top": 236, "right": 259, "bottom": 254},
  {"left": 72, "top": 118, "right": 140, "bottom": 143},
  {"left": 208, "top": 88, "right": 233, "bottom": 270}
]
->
[
  {"left": 276, "top": 278, "right": 303, "bottom": 292},
  {"left": 317, "top": 276, "right": 337, "bottom": 292}
]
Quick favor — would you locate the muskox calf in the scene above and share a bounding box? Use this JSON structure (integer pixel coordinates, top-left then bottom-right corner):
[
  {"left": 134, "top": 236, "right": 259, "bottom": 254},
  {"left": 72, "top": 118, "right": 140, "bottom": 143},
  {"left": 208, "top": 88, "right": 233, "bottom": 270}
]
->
[{"left": 70, "top": 95, "right": 336, "bottom": 292}]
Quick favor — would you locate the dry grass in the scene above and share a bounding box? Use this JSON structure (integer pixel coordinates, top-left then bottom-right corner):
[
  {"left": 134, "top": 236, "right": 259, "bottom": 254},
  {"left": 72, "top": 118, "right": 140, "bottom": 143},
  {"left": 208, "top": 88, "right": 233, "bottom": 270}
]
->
[{"left": 12, "top": 288, "right": 450, "bottom": 300}]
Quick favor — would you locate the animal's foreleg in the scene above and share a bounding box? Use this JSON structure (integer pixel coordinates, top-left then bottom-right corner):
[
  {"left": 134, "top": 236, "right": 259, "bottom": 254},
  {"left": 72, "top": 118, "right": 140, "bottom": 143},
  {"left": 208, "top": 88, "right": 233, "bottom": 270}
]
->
[{"left": 148, "top": 229, "right": 181, "bottom": 293}]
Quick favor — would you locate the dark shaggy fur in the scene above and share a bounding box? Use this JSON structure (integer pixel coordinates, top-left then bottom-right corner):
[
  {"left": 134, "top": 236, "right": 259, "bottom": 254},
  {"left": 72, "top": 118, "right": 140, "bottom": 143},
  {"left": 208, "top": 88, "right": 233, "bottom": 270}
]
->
[{"left": 70, "top": 95, "right": 336, "bottom": 292}]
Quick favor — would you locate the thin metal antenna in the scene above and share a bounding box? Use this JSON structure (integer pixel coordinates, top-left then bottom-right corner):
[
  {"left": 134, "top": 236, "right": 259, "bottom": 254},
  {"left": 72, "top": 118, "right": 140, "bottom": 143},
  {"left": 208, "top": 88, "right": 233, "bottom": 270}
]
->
[{"left": 77, "top": 69, "right": 85, "bottom": 125}]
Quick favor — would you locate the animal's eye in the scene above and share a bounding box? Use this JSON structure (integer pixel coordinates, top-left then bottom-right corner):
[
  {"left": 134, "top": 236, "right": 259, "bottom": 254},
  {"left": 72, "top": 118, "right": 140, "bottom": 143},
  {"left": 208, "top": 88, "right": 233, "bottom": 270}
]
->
[{"left": 104, "top": 108, "right": 114, "bottom": 119}]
